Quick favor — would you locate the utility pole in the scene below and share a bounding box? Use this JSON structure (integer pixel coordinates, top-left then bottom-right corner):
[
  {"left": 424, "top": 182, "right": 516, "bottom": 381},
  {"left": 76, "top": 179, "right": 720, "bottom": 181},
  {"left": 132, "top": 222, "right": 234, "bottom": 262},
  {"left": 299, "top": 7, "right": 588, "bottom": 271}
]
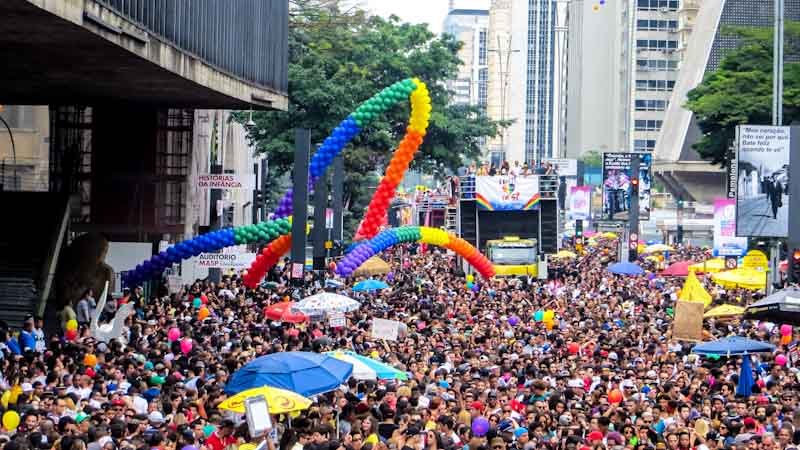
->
[
  {"left": 291, "top": 129, "right": 311, "bottom": 286},
  {"left": 331, "top": 155, "right": 344, "bottom": 256},
  {"left": 676, "top": 196, "right": 684, "bottom": 245},
  {"left": 489, "top": 36, "right": 519, "bottom": 164},
  {"left": 788, "top": 127, "right": 800, "bottom": 284},
  {"left": 312, "top": 174, "right": 328, "bottom": 271},
  {"left": 628, "top": 154, "right": 640, "bottom": 263},
  {"left": 771, "top": 0, "right": 785, "bottom": 291}
]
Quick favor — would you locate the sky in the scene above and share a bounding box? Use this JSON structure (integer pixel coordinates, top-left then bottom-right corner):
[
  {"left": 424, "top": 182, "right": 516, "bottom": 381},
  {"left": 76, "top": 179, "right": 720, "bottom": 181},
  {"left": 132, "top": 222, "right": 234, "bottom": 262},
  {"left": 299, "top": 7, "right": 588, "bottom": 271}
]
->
[{"left": 356, "top": 0, "right": 490, "bottom": 35}]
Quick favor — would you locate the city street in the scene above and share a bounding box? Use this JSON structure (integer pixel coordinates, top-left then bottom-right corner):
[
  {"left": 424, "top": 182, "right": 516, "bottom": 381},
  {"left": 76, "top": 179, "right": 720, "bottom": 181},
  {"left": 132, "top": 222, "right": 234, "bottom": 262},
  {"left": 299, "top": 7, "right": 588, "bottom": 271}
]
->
[{"left": 737, "top": 193, "right": 788, "bottom": 237}]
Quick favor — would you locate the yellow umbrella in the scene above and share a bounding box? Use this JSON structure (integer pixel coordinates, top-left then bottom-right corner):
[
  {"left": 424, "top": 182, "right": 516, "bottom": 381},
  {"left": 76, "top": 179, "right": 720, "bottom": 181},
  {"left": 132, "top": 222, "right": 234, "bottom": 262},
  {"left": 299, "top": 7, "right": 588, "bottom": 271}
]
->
[
  {"left": 601, "top": 232, "right": 618, "bottom": 239},
  {"left": 218, "top": 386, "right": 312, "bottom": 414},
  {"left": 645, "top": 255, "right": 660, "bottom": 262},
  {"left": 679, "top": 271, "right": 712, "bottom": 307},
  {"left": 643, "top": 244, "right": 674, "bottom": 253},
  {"left": 711, "top": 268, "right": 767, "bottom": 290},
  {"left": 703, "top": 304, "right": 745, "bottom": 318},
  {"left": 353, "top": 256, "right": 391, "bottom": 277},
  {"left": 689, "top": 258, "right": 727, "bottom": 273},
  {"left": 553, "top": 250, "right": 577, "bottom": 259}
]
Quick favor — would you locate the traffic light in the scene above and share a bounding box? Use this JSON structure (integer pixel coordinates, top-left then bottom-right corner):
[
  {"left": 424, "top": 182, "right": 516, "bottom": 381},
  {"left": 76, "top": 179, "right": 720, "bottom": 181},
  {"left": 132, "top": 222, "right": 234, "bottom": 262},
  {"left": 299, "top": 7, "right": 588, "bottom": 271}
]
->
[
  {"left": 574, "top": 220, "right": 583, "bottom": 251},
  {"left": 791, "top": 248, "right": 800, "bottom": 282},
  {"left": 630, "top": 178, "right": 639, "bottom": 190}
]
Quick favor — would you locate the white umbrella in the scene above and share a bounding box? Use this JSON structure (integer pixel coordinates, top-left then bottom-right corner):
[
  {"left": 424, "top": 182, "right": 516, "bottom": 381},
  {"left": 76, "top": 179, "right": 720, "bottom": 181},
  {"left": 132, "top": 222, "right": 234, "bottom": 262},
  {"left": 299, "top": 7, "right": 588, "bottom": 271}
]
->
[
  {"left": 293, "top": 293, "right": 361, "bottom": 318},
  {"left": 325, "top": 351, "right": 378, "bottom": 380}
]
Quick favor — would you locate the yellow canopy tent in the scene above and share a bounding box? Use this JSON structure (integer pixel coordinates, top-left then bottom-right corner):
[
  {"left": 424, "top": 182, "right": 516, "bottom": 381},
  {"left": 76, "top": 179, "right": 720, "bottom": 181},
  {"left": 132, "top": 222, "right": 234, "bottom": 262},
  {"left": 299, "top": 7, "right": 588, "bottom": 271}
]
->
[
  {"left": 218, "top": 386, "right": 312, "bottom": 414},
  {"left": 703, "top": 304, "right": 745, "bottom": 319},
  {"left": 353, "top": 256, "right": 392, "bottom": 277},
  {"left": 643, "top": 244, "right": 674, "bottom": 253},
  {"left": 679, "top": 271, "right": 712, "bottom": 307},
  {"left": 553, "top": 250, "right": 577, "bottom": 259},
  {"left": 689, "top": 258, "right": 727, "bottom": 273},
  {"left": 601, "top": 232, "right": 618, "bottom": 239},
  {"left": 711, "top": 268, "right": 767, "bottom": 290}
]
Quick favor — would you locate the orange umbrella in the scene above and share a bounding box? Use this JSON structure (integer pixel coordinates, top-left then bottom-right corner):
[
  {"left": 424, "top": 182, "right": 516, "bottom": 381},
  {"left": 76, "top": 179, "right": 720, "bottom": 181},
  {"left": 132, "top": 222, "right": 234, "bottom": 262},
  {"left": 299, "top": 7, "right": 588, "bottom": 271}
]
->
[{"left": 264, "top": 302, "right": 308, "bottom": 323}]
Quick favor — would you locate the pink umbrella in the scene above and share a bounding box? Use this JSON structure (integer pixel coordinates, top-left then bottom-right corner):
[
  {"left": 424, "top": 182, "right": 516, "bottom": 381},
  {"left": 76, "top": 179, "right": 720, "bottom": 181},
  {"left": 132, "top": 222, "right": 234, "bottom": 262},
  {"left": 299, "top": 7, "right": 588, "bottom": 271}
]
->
[{"left": 662, "top": 260, "right": 695, "bottom": 277}]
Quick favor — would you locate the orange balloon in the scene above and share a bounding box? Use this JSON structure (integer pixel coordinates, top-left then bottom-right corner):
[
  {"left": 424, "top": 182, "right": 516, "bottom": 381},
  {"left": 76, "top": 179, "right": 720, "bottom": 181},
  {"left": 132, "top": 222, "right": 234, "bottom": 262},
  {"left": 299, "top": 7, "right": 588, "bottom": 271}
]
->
[
  {"left": 84, "top": 354, "right": 97, "bottom": 367},
  {"left": 608, "top": 389, "right": 623, "bottom": 404}
]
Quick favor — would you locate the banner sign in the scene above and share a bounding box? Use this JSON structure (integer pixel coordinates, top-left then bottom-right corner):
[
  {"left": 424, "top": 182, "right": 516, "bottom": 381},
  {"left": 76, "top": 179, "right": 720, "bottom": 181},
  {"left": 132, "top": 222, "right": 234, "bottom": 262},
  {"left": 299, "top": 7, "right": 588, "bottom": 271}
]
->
[
  {"left": 197, "top": 174, "right": 255, "bottom": 190},
  {"left": 329, "top": 313, "right": 346, "bottom": 328},
  {"left": 195, "top": 252, "right": 256, "bottom": 269},
  {"left": 713, "top": 199, "right": 748, "bottom": 256},
  {"left": 601, "top": 152, "right": 652, "bottom": 221},
  {"left": 742, "top": 249, "right": 769, "bottom": 272},
  {"left": 371, "top": 318, "right": 401, "bottom": 341},
  {"left": 543, "top": 158, "right": 578, "bottom": 177},
  {"left": 568, "top": 185, "right": 592, "bottom": 220},
  {"left": 475, "top": 175, "right": 540, "bottom": 211},
  {"left": 735, "top": 125, "right": 790, "bottom": 237}
]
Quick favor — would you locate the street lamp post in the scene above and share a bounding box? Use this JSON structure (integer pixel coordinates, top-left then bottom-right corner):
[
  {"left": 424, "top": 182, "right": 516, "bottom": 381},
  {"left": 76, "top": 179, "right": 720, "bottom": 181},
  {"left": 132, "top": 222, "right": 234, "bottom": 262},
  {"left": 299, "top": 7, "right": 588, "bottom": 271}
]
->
[{"left": 488, "top": 36, "right": 520, "bottom": 165}]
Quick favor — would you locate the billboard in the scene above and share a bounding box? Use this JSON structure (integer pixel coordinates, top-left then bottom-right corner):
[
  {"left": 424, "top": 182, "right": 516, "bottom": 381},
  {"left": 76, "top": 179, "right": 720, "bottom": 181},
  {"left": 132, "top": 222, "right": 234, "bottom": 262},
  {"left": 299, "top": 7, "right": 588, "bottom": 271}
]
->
[
  {"left": 568, "top": 185, "right": 592, "bottom": 220},
  {"left": 713, "top": 199, "right": 748, "bottom": 256},
  {"left": 601, "top": 152, "right": 652, "bottom": 220},
  {"left": 543, "top": 158, "right": 578, "bottom": 176},
  {"left": 735, "top": 125, "right": 790, "bottom": 237},
  {"left": 475, "top": 175, "right": 540, "bottom": 211}
]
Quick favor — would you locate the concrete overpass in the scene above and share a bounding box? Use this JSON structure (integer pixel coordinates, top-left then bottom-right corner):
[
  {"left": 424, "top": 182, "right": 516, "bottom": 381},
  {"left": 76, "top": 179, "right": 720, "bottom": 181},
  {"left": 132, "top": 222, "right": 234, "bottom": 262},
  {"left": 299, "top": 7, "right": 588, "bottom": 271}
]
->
[{"left": 0, "top": 0, "right": 288, "bottom": 109}]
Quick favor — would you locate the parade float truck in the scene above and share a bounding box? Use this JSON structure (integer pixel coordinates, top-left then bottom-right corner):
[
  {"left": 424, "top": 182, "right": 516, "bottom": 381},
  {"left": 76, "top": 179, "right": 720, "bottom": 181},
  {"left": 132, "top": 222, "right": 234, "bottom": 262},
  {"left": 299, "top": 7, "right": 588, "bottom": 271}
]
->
[{"left": 485, "top": 236, "right": 538, "bottom": 276}]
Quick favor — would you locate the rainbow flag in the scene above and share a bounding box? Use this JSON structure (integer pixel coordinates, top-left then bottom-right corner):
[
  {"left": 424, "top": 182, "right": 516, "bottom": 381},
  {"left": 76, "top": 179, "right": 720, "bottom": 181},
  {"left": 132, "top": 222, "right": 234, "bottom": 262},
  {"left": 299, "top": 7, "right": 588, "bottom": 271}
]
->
[
  {"left": 523, "top": 194, "right": 541, "bottom": 210},
  {"left": 475, "top": 193, "right": 494, "bottom": 211}
]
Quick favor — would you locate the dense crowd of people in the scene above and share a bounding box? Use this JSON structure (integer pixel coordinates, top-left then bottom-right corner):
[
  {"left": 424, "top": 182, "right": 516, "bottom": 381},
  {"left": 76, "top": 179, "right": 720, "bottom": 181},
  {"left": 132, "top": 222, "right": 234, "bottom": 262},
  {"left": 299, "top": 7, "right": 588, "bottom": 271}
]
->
[{"left": 0, "top": 237, "right": 797, "bottom": 450}]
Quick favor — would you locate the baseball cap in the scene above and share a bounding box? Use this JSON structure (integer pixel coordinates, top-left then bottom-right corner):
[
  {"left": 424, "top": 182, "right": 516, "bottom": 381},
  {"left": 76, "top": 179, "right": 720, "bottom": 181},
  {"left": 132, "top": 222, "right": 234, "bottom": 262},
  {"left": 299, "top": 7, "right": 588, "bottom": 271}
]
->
[
  {"left": 587, "top": 431, "right": 604, "bottom": 442},
  {"left": 514, "top": 428, "right": 528, "bottom": 439},
  {"left": 148, "top": 411, "right": 165, "bottom": 425},
  {"left": 470, "top": 400, "right": 484, "bottom": 411}
]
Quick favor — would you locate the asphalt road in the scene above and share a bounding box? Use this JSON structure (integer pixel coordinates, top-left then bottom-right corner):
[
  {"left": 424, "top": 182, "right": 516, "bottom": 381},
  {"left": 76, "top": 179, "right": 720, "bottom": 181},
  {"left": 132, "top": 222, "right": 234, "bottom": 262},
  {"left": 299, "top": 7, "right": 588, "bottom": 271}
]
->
[{"left": 737, "top": 194, "right": 788, "bottom": 237}]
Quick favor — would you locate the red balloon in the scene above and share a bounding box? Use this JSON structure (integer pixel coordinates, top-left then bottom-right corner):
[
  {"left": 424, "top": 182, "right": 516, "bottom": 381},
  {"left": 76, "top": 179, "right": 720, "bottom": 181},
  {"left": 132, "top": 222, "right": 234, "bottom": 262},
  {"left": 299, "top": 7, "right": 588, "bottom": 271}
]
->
[
  {"left": 608, "top": 389, "right": 623, "bottom": 404},
  {"left": 65, "top": 329, "right": 78, "bottom": 341}
]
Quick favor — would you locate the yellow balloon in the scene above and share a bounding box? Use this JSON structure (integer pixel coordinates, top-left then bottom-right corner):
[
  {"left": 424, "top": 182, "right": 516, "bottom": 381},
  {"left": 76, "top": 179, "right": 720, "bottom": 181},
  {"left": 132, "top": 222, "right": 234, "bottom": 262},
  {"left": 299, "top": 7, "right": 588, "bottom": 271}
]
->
[
  {"left": 466, "top": 274, "right": 475, "bottom": 283},
  {"left": 3, "top": 410, "right": 20, "bottom": 431},
  {"left": 9, "top": 385, "right": 21, "bottom": 404},
  {"left": 1, "top": 391, "right": 9, "bottom": 409},
  {"left": 543, "top": 310, "right": 555, "bottom": 322},
  {"left": 66, "top": 319, "right": 78, "bottom": 332},
  {"left": 370, "top": 351, "right": 379, "bottom": 359}
]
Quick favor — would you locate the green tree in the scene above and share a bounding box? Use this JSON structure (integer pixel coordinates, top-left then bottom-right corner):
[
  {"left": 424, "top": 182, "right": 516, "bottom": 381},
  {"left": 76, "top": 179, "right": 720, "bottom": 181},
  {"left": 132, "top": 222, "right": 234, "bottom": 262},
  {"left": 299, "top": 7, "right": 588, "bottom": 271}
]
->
[
  {"left": 237, "top": 1, "right": 507, "bottom": 238},
  {"left": 685, "top": 23, "right": 800, "bottom": 164},
  {"left": 580, "top": 150, "right": 602, "bottom": 168}
]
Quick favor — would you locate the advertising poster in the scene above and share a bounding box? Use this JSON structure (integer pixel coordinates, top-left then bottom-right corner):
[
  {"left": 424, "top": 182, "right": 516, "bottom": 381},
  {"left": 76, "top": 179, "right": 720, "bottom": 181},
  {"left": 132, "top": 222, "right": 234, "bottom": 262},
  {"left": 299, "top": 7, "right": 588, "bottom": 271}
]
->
[
  {"left": 475, "top": 175, "right": 540, "bottom": 211},
  {"left": 713, "top": 199, "right": 748, "bottom": 256},
  {"left": 735, "top": 125, "right": 790, "bottom": 237},
  {"left": 601, "top": 152, "right": 652, "bottom": 221},
  {"left": 568, "top": 185, "right": 592, "bottom": 220}
]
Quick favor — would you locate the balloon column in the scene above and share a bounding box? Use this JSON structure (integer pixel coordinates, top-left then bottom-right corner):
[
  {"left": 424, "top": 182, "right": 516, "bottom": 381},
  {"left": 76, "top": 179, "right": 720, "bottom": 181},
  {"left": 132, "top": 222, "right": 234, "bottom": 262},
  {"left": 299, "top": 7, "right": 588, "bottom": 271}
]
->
[
  {"left": 354, "top": 79, "right": 431, "bottom": 240},
  {"left": 245, "top": 79, "right": 431, "bottom": 285},
  {"left": 335, "top": 226, "right": 495, "bottom": 279},
  {"left": 123, "top": 217, "right": 291, "bottom": 287},
  {"left": 242, "top": 234, "right": 293, "bottom": 289},
  {"left": 273, "top": 78, "right": 422, "bottom": 219}
]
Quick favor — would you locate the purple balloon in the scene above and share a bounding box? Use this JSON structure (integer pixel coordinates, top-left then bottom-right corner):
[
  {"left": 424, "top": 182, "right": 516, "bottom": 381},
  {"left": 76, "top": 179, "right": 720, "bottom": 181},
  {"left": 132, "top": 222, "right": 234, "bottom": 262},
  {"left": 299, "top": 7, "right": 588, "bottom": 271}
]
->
[
  {"left": 508, "top": 316, "right": 519, "bottom": 326},
  {"left": 472, "top": 417, "right": 490, "bottom": 436},
  {"left": 471, "top": 283, "right": 479, "bottom": 292},
  {"left": 386, "top": 271, "right": 394, "bottom": 281}
]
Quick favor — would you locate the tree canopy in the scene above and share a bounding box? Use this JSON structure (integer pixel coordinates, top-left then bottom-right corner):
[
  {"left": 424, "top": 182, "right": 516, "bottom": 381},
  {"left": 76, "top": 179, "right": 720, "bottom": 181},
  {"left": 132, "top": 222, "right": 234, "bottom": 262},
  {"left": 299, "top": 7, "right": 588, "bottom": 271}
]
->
[
  {"left": 237, "top": 0, "right": 507, "bottom": 237},
  {"left": 685, "top": 23, "right": 800, "bottom": 164}
]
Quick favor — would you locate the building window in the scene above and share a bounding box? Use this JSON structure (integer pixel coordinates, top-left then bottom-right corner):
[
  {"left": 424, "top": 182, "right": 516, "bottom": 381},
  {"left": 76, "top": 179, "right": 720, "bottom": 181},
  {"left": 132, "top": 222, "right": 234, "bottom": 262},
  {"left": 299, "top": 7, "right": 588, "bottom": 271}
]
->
[
  {"left": 634, "top": 119, "right": 663, "bottom": 131},
  {"left": 636, "top": 39, "right": 679, "bottom": 50},
  {"left": 634, "top": 139, "right": 657, "bottom": 151},
  {"left": 636, "top": 59, "right": 679, "bottom": 71},
  {"left": 635, "top": 79, "right": 676, "bottom": 91},
  {"left": 478, "top": 30, "right": 488, "bottom": 66},
  {"left": 637, "top": 0, "right": 679, "bottom": 11},
  {"left": 635, "top": 99, "right": 668, "bottom": 111},
  {"left": 636, "top": 19, "right": 679, "bottom": 31}
]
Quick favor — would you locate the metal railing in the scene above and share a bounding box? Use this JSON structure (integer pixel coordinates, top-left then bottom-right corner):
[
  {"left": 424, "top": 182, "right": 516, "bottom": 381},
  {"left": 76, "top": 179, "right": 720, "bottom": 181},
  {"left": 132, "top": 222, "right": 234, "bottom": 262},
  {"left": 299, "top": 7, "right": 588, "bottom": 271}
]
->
[
  {"left": 96, "top": 0, "right": 288, "bottom": 93},
  {"left": 459, "top": 174, "right": 559, "bottom": 199}
]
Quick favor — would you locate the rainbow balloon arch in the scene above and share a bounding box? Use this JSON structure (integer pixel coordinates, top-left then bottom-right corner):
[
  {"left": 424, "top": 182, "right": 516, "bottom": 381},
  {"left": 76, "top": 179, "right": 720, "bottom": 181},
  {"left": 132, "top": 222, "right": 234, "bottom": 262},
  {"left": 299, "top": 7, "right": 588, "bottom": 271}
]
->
[{"left": 123, "top": 78, "right": 495, "bottom": 288}]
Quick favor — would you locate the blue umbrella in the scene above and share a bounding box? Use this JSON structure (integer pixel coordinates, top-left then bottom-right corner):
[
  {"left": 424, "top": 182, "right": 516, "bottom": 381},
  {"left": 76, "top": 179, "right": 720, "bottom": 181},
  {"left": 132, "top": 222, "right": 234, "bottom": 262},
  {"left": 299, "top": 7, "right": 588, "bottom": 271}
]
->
[
  {"left": 225, "top": 351, "right": 353, "bottom": 397},
  {"left": 736, "top": 354, "right": 755, "bottom": 397},
  {"left": 352, "top": 280, "right": 389, "bottom": 292},
  {"left": 608, "top": 262, "right": 644, "bottom": 276},
  {"left": 691, "top": 336, "right": 775, "bottom": 356}
]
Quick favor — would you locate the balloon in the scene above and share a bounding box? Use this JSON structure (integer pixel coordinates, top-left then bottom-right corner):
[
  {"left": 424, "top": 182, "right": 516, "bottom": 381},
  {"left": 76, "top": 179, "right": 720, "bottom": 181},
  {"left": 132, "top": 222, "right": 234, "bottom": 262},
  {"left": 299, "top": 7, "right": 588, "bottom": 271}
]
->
[
  {"left": 200, "top": 295, "right": 208, "bottom": 304},
  {"left": 86, "top": 367, "right": 96, "bottom": 378},
  {"left": 568, "top": 343, "right": 580, "bottom": 354},
  {"left": 193, "top": 298, "right": 202, "bottom": 308},
  {"left": 84, "top": 354, "right": 97, "bottom": 367},
  {"left": 198, "top": 307, "right": 210, "bottom": 320},
  {"left": 370, "top": 350, "right": 380, "bottom": 359},
  {"left": 782, "top": 335, "right": 792, "bottom": 346},
  {"left": 545, "top": 320, "right": 554, "bottom": 331},
  {"left": 168, "top": 327, "right": 181, "bottom": 342},
  {"left": 534, "top": 311, "right": 544, "bottom": 322},
  {"left": 2, "top": 410, "right": 20, "bottom": 431},
  {"left": 66, "top": 329, "right": 78, "bottom": 341},
  {"left": 508, "top": 316, "right": 519, "bottom": 326},
  {"left": 203, "top": 424, "right": 216, "bottom": 438},
  {"left": 471, "top": 417, "right": 490, "bottom": 437},
  {"left": 180, "top": 338, "right": 193, "bottom": 355},
  {"left": 471, "top": 283, "right": 480, "bottom": 292},
  {"left": 466, "top": 274, "right": 475, "bottom": 283},
  {"left": 776, "top": 354, "right": 788, "bottom": 366},
  {"left": 543, "top": 310, "right": 555, "bottom": 322},
  {"left": 466, "top": 281, "right": 474, "bottom": 289},
  {"left": 781, "top": 324, "right": 792, "bottom": 336},
  {"left": 1, "top": 391, "right": 9, "bottom": 409},
  {"left": 608, "top": 389, "right": 623, "bottom": 404},
  {"left": 66, "top": 319, "right": 78, "bottom": 332}
]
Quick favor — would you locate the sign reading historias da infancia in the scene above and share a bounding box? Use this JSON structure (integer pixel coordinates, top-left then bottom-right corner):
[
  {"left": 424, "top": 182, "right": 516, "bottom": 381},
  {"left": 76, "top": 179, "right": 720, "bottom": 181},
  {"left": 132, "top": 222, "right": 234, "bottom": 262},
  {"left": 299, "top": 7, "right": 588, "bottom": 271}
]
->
[{"left": 197, "top": 174, "right": 255, "bottom": 190}]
